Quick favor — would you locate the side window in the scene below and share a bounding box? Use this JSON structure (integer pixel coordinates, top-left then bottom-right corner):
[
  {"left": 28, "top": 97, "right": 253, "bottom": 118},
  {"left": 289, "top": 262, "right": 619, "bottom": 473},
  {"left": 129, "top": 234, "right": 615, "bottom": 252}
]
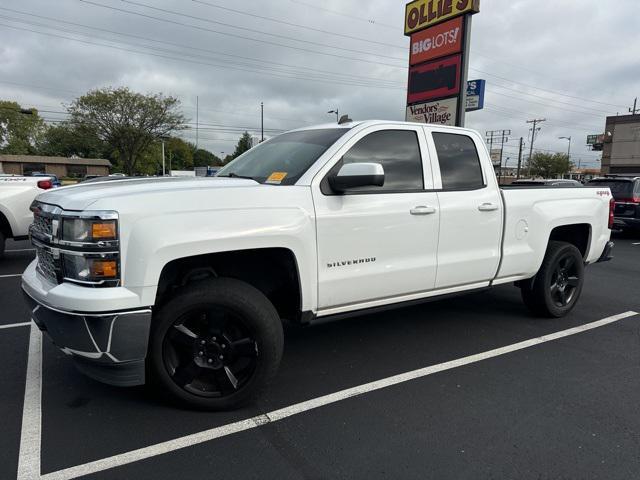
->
[
  {"left": 432, "top": 132, "right": 485, "bottom": 190},
  {"left": 327, "top": 130, "right": 424, "bottom": 193},
  {"left": 332, "top": 130, "right": 424, "bottom": 193},
  {"left": 635, "top": 181, "right": 640, "bottom": 197}
]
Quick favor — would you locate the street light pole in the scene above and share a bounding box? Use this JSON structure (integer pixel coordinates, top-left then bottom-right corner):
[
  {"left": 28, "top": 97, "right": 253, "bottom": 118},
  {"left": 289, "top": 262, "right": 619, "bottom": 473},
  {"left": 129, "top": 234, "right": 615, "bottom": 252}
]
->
[
  {"left": 261, "top": 102, "right": 264, "bottom": 142},
  {"left": 559, "top": 136, "right": 572, "bottom": 178},
  {"left": 327, "top": 109, "right": 339, "bottom": 122}
]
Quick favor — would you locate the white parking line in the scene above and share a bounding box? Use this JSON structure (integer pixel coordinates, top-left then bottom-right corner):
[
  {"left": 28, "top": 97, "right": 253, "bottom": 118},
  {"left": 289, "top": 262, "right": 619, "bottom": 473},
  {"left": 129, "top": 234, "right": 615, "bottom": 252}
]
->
[
  {"left": 0, "top": 322, "right": 31, "bottom": 330},
  {"left": 17, "top": 323, "right": 42, "bottom": 480},
  {"left": 633, "top": 242, "right": 640, "bottom": 246},
  {"left": 5, "top": 248, "right": 36, "bottom": 253},
  {"left": 0, "top": 273, "right": 22, "bottom": 278},
  {"left": 39, "top": 310, "right": 638, "bottom": 480}
]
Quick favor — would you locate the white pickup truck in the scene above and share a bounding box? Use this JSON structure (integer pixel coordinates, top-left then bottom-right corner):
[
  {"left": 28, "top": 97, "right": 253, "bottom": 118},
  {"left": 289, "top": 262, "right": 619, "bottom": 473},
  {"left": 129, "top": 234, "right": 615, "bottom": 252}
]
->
[
  {"left": 0, "top": 175, "right": 55, "bottom": 256},
  {"left": 21, "top": 121, "right": 614, "bottom": 409}
]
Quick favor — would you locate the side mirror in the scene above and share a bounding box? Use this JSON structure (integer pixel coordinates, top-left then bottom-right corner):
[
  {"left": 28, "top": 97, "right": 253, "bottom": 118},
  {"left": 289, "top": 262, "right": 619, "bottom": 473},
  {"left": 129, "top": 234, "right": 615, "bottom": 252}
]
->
[{"left": 329, "top": 162, "right": 385, "bottom": 193}]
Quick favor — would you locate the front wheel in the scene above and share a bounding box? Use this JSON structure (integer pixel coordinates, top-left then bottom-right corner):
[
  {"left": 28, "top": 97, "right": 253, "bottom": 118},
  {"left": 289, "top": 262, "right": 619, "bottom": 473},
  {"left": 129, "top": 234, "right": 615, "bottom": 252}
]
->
[
  {"left": 521, "top": 241, "right": 585, "bottom": 318},
  {"left": 148, "top": 277, "right": 284, "bottom": 410}
]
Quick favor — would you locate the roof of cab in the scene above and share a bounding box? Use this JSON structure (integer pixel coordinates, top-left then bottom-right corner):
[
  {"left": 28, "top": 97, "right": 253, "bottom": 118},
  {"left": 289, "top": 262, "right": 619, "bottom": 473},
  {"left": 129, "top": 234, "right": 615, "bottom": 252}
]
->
[{"left": 289, "top": 120, "right": 479, "bottom": 135}]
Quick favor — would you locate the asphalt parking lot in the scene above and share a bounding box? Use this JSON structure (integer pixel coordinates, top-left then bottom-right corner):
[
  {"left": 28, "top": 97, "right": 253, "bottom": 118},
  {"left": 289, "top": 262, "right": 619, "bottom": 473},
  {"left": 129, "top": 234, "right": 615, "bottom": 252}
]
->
[{"left": 1, "top": 235, "right": 639, "bottom": 480}]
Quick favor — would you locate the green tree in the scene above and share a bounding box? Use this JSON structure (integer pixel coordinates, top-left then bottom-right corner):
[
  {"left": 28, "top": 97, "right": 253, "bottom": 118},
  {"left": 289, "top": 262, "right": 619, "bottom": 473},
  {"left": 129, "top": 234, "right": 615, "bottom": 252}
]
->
[
  {"left": 228, "top": 131, "right": 253, "bottom": 163},
  {"left": 0, "top": 101, "right": 46, "bottom": 154},
  {"left": 193, "top": 148, "right": 221, "bottom": 167},
  {"left": 39, "top": 122, "right": 110, "bottom": 159},
  {"left": 68, "top": 87, "right": 186, "bottom": 175},
  {"left": 529, "top": 152, "right": 573, "bottom": 178}
]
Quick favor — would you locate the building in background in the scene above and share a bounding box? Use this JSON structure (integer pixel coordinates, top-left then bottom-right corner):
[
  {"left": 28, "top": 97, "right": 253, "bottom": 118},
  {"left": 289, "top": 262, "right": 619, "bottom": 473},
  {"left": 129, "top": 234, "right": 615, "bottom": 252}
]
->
[
  {"left": 0, "top": 154, "right": 111, "bottom": 178},
  {"left": 601, "top": 113, "right": 640, "bottom": 175}
]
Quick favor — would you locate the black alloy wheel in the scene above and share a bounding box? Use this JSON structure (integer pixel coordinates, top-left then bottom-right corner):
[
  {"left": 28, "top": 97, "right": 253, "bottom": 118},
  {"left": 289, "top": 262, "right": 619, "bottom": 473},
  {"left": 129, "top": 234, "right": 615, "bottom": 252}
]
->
[
  {"left": 149, "top": 277, "right": 284, "bottom": 410},
  {"left": 163, "top": 307, "right": 258, "bottom": 398},
  {"left": 549, "top": 253, "right": 581, "bottom": 308},
  {"left": 521, "top": 241, "right": 585, "bottom": 318}
]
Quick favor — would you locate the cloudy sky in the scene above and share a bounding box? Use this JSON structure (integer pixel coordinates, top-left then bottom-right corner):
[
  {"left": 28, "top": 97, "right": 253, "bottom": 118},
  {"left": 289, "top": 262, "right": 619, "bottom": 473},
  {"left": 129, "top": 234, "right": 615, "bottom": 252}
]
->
[{"left": 1, "top": 0, "right": 638, "bottom": 167}]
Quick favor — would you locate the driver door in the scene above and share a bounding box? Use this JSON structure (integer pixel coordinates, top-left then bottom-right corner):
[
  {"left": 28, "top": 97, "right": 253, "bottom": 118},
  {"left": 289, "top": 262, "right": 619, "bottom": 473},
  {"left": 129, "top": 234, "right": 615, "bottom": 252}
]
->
[{"left": 311, "top": 125, "right": 440, "bottom": 314}]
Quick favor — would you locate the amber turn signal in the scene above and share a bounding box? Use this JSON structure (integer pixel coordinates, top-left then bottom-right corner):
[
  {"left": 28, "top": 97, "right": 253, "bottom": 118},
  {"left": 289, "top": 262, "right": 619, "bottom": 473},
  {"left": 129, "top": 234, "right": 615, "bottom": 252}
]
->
[
  {"left": 92, "top": 222, "right": 116, "bottom": 239},
  {"left": 90, "top": 260, "right": 118, "bottom": 278}
]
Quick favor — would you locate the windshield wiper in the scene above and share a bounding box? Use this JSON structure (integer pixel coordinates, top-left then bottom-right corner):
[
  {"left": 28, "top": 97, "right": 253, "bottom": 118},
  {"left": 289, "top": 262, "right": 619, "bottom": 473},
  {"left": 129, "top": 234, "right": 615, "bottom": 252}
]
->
[{"left": 217, "top": 172, "right": 256, "bottom": 180}]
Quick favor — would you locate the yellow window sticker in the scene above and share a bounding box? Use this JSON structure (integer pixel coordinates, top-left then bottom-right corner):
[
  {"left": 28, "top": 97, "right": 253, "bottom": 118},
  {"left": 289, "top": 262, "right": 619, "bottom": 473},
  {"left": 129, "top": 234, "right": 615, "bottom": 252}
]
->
[{"left": 266, "top": 172, "right": 288, "bottom": 184}]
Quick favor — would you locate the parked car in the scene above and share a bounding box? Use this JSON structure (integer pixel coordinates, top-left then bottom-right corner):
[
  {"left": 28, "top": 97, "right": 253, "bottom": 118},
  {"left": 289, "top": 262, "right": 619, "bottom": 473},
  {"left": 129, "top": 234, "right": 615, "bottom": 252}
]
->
[
  {"left": 22, "top": 121, "right": 614, "bottom": 410},
  {"left": 31, "top": 172, "right": 62, "bottom": 188},
  {"left": 510, "top": 179, "right": 583, "bottom": 187},
  {"left": 586, "top": 176, "right": 640, "bottom": 231},
  {"left": 0, "top": 175, "right": 54, "bottom": 256}
]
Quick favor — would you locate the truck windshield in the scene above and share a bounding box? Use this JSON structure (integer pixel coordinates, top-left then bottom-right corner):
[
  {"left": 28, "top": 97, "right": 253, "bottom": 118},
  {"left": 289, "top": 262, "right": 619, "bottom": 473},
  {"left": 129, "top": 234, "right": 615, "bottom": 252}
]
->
[
  {"left": 217, "top": 128, "right": 349, "bottom": 185},
  {"left": 586, "top": 179, "right": 633, "bottom": 199}
]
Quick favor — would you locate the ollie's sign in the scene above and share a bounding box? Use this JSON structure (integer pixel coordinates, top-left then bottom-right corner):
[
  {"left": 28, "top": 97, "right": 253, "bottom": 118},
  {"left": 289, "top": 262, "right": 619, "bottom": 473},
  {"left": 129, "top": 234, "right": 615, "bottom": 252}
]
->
[
  {"left": 407, "top": 55, "right": 461, "bottom": 104},
  {"left": 410, "top": 16, "right": 463, "bottom": 65},
  {"left": 405, "top": 0, "right": 480, "bottom": 35}
]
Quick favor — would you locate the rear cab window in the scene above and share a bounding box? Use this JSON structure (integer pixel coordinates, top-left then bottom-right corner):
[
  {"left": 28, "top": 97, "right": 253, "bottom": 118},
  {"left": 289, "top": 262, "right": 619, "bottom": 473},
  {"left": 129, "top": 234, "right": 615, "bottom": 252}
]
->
[{"left": 431, "top": 132, "right": 485, "bottom": 190}]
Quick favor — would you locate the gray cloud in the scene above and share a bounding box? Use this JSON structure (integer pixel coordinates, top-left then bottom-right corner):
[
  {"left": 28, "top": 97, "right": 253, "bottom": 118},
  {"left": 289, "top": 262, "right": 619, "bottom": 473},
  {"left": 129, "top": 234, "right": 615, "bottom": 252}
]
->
[{"left": 0, "top": 0, "right": 637, "bottom": 166}]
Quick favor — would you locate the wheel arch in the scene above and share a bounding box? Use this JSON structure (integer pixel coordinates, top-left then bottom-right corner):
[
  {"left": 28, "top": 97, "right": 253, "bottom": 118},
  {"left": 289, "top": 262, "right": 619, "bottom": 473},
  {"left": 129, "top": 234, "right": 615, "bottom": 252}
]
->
[
  {"left": 154, "top": 247, "right": 305, "bottom": 324},
  {"left": 547, "top": 223, "right": 592, "bottom": 260}
]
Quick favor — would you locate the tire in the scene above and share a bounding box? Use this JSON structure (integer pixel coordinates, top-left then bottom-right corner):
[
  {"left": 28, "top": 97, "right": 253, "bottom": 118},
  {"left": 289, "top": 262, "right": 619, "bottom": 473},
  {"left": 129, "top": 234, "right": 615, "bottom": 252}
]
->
[
  {"left": 0, "top": 231, "right": 5, "bottom": 258},
  {"left": 521, "top": 241, "right": 585, "bottom": 318},
  {"left": 148, "top": 277, "right": 284, "bottom": 410}
]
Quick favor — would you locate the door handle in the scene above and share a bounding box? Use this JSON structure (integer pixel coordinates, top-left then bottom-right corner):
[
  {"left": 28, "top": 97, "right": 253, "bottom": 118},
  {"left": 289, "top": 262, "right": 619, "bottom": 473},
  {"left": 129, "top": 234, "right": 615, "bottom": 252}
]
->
[
  {"left": 478, "top": 202, "right": 499, "bottom": 212},
  {"left": 410, "top": 205, "right": 437, "bottom": 215}
]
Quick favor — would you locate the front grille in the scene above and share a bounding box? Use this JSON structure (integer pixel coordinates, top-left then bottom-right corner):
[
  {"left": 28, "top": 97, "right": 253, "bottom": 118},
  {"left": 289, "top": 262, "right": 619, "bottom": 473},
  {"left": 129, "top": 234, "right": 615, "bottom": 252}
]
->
[
  {"left": 32, "top": 212, "right": 53, "bottom": 238},
  {"left": 35, "top": 246, "right": 58, "bottom": 283}
]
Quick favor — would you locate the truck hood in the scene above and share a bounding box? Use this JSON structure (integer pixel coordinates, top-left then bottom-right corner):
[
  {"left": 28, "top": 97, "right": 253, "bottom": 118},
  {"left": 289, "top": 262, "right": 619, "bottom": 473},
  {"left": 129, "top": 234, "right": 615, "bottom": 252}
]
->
[{"left": 36, "top": 176, "right": 259, "bottom": 211}]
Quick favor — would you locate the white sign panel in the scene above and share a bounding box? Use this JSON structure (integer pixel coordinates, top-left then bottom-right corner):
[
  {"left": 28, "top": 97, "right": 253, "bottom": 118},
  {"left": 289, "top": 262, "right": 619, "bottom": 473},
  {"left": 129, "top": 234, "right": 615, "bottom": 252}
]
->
[
  {"left": 490, "top": 149, "right": 502, "bottom": 167},
  {"left": 406, "top": 97, "right": 458, "bottom": 126}
]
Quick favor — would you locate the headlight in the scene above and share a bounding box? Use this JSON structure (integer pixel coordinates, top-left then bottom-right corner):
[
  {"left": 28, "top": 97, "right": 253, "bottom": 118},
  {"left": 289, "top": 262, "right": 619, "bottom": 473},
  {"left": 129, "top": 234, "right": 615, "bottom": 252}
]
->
[
  {"left": 61, "top": 218, "right": 118, "bottom": 243},
  {"left": 58, "top": 211, "right": 120, "bottom": 287},
  {"left": 62, "top": 254, "right": 120, "bottom": 285}
]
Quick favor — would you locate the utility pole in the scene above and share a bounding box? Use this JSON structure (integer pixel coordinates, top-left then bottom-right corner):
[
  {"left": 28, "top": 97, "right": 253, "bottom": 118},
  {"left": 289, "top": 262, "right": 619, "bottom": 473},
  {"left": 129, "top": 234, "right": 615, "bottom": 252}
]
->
[
  {"left": 516, "top": 137, "right": 524, "bottom": 179},
  {"left": 261, "top": 102, "right": 264, "bottom": 142},
  {"left": 526, "top": 118, "right": 546, "bottom": 177},
  {"left": 630, "top": 97, "right": 638, "bottom": 115},
  {"left": 196, "top": 95, "right": 199, "bottom": 150},
  {"left": 161, "top": 139, "right": 165, "bottom": 176}
]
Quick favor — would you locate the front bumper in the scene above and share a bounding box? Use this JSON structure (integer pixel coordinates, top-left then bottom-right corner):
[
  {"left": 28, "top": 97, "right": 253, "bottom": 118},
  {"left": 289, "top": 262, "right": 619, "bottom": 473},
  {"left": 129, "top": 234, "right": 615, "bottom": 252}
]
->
[{"left": 22, "top": 287, "right": 152, "bottom": 387}]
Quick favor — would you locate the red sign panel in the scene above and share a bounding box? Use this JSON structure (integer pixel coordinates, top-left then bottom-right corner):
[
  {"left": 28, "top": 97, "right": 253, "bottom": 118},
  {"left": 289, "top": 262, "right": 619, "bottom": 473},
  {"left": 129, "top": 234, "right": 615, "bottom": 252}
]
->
[
  {"left": 407, "top": 54, "right": 461, "bottom": 104},
  {"left": 410, "top": 16, "right": 463, "bottom": 65}
]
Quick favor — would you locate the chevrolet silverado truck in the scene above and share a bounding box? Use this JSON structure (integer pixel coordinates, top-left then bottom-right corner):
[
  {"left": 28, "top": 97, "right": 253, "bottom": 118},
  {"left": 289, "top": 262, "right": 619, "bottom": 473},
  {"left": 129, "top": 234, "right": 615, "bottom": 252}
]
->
[
  {"left": 0, "top": 175, "right": 55, "bottom": 256},
  {"left": 21, "top": 121, "right": 615, "bottom": 410}
]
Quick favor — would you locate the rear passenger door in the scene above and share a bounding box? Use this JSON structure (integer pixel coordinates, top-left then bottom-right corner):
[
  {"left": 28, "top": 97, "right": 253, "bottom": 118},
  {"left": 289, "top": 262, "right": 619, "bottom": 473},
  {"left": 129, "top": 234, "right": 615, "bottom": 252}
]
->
[
  {"left": 427, "top": 129, "right": 503, "bottom": 288},
  {"left": 312, "top": 125, "right": 440, "bottom": 312}
]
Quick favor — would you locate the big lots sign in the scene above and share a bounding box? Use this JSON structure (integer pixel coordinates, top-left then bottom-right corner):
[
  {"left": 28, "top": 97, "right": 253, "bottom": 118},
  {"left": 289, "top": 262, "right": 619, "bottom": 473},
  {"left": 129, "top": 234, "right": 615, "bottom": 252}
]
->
[{"left": 410, "top": 16, "right": 463, "bottom": 65}]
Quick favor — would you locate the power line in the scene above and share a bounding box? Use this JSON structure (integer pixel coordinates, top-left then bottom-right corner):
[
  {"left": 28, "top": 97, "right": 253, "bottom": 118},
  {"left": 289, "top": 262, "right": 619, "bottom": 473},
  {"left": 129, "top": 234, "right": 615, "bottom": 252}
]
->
[
  {"left": 287, "top": 0, "right": 398, "bottom": 30},
  {"left": 77, "top": 1, "right": 407, "bottom": 68},
  {"left": 0, "top": 7, "right": 402, "bottom": 86},
  {"left": 0, "top": 13, "right": 402, "bottom": 88},
  {"left": 190, "top": 0, "right": 406, "bottom": 50},
  {"left": 0, "top": 22, "right": 404, "bottom": 90},
  {"left": 471, "top": 67, "right": 627, "bottom": 109}
]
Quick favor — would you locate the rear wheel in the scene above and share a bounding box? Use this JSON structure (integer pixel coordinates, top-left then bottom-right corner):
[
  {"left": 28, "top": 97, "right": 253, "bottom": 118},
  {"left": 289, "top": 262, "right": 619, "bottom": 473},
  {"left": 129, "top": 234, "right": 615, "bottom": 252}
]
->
[
  {"left": 149, "top": 277, "right": 284, "bottom": 410},
  {"left": 521, "top": 241, "right": 584, "bottom": 318},
  {"left": 0, "top": 231, "right": 5, "bottom": 258}
]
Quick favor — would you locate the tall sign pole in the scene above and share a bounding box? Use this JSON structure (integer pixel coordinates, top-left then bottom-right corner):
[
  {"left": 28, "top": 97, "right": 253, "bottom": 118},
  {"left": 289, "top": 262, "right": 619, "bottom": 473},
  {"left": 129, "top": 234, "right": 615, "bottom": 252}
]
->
[{"left": 404, "top": 0, "right": 480, "bottom": 127}]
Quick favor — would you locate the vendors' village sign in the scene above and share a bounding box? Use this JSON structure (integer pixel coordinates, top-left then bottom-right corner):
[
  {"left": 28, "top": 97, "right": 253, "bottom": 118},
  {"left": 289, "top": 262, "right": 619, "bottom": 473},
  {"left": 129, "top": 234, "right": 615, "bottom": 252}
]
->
[{"left": 404, "top": 0, "right": 480, "bottom": 126}]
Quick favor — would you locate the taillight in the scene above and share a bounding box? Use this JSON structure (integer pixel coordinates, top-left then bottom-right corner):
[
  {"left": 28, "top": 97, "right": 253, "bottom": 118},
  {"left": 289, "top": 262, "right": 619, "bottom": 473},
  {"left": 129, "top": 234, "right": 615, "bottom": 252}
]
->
[
  {"left": 615, "top": 197, "right": 640, "bottom": 204},
  {"left": 608, "top": 197, "right": 615, "bottom": 229},
  {"left": 37, "top": 180, "right": 52, "bottom": 190}
]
